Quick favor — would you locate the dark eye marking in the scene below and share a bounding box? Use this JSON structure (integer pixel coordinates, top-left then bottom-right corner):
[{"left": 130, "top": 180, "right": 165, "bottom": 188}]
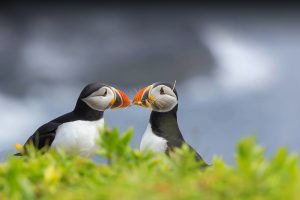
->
[
  {"left": 102, "top": 88, "right": 107, "bottom": 97},
  {"left": 160, "top": 87, "right": 165, "bottom": 95}
]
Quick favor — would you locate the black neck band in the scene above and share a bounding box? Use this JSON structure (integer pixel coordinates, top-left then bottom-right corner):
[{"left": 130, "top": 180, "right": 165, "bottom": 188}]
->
[
  {"left": 149, "top": 105, "right": 184, "bottom": 141},
  {"left": 73, "top": 99, "right": 104, "bottom": 121}
]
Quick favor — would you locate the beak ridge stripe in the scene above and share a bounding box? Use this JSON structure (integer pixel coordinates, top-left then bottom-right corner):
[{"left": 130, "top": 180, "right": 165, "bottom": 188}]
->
[
  {"left": 133, "top": 85, "right": 153, "bottom": 107},
  {"left": 133, "top": 87, "right": 147, "bottom": 104},
  {"left": 111, "top": 89, "right": 130, "bottom": 109}
]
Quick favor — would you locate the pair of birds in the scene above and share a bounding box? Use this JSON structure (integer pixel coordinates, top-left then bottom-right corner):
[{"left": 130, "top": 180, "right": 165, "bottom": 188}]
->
[{"left": 16, "top": 82, "right": 208, "bottom": 166}]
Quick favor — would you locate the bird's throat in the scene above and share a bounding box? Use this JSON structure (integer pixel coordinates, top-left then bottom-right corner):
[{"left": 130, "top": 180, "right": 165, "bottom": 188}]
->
[{"left": 149, "top": 105, "right": 183, "bottom": 141}]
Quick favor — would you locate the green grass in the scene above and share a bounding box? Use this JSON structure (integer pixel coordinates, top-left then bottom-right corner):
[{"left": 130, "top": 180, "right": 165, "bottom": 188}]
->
[{"left": 0, "top": 128, "right": 299, "bottom": 200}]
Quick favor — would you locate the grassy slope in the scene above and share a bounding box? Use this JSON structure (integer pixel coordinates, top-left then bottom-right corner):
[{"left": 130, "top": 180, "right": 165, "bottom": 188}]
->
[{"left": 0, "top": 128, "right": 299, "bottom": 200}]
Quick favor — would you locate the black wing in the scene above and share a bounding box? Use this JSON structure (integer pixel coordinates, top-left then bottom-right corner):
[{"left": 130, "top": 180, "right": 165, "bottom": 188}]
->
[
  {"left": 166, "top": 139, "right": 209, "bottom": 167},
  {"left": 23, "top": 112, "right": 78, "bottom": 150},
  {"left": 24, "top": 121, "right": 61, "bottom": 150}
]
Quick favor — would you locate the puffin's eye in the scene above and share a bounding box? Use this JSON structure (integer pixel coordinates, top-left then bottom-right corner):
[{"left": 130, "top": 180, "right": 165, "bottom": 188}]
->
[
  {"left": 102, "top": 89, "right": 107, "bottom": 97},
  {"left": 160, "top": 87, "right": 165, "bottom": 95}
]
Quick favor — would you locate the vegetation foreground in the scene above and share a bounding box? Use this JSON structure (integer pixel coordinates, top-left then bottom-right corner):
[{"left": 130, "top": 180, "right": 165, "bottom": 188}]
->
[{"left": 0, "top": 128, "right": 299, "bottom": 200}]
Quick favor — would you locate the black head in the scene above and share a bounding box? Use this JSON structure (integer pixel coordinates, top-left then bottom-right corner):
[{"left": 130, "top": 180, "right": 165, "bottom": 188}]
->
[
  {"left": 133, "top": 82, "right": 178, "bottom": 112},
  {"left": 74, "top": 82, "right": 130, "bottom": 115},
  {"left": 152, "top": 82, "right": 178, "bottom": 99}
]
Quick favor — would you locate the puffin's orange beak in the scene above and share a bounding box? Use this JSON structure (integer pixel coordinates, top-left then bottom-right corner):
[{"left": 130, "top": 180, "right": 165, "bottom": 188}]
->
[
  {"left": 132, "top": 85, "right": 152, "bottom": 108},
  {"left": 110, "top": 88, "right": 130, "bottom": 109}
]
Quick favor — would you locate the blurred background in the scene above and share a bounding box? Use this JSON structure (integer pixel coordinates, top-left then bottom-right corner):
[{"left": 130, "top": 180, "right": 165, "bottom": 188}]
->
[{"left": 0, "top": 3, "right": 300, "bottom": 163}]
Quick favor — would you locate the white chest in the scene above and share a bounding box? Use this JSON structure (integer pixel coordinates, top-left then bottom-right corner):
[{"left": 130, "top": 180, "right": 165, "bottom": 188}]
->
[
  {"left": 51, "top": 118, "right": 104, "bottom": 157},
  {"left": 140, "top": 123, "right": 167, "bottom": 153}
]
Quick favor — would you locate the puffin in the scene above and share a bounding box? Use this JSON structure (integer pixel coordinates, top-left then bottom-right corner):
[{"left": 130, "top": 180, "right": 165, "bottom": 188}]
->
[
  {"left": 132, "top": 82, "right": 208, "bottom": 167},
  {"left": 16, "top": 82, "right": 130, "bottom": 157}
]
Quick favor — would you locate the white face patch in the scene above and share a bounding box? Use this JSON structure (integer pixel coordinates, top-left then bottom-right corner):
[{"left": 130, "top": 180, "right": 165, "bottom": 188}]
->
[
  {"left": 82, "top": 86, "right": 114, "bottom": 111},
  {"left": 149, "top": 85, "right": 178, "bottom": 112}
]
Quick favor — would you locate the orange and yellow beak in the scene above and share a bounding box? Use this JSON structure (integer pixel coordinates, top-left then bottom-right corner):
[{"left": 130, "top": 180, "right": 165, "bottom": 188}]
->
[
  {"left": 132, "top": 85, "right": 153, "bottom": 108},
  {"left": 110, "top": 88, "right": 131, "bottom": 109}
]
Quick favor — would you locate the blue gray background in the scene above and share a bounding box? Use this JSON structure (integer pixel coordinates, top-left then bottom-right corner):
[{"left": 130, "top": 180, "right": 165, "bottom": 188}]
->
[{"left": 0, "top": 4, "right": 300, "bottom": 163}]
